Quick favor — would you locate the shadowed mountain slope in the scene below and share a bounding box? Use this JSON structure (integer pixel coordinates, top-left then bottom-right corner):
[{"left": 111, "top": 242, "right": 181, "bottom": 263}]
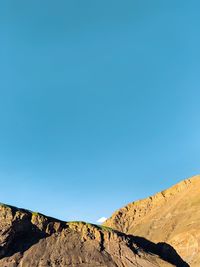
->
[
  {"left": 0, "top": 204, "right": 176, "bottom": 267},
  {"left": 104, "top": 175, "right": 200, "bottom": 267}
]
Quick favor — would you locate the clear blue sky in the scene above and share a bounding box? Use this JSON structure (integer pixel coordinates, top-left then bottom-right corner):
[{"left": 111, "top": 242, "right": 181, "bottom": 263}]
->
[{"left": 0, "top": 1, "right": 200, "bottom": 222}]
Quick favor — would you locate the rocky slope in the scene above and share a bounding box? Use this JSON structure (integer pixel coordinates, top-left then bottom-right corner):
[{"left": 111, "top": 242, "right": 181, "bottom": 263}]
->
[
  {"left": 0, "top": 204, "right": 176, "bottom": 267},
  {"left": 104, "top": 175, "right": 200, "bottom": 267}
]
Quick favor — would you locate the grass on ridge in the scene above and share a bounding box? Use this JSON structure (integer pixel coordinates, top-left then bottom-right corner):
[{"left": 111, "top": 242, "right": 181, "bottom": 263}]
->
[{"left": 67, "top": 221, "right": 113, "bottom": 232}]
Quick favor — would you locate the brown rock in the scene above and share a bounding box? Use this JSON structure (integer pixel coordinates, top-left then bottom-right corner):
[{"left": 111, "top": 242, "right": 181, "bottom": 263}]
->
[
  {"left": 104, "top": 175, "right": 200, "bottom": 267},
  {"left": 0, "top": 204, "right": 173, "bottom": 267}
]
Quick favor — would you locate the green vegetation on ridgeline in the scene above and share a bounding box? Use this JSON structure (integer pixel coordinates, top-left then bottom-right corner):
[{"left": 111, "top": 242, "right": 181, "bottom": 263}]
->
[{"left": 67, "top": 221, "right": 113, "bottom": 232}]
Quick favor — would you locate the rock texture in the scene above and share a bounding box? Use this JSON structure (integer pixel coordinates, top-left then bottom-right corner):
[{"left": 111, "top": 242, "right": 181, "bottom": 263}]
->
[
  {"left": 0, "top": 204, "right": 174, "bottom": 267},
  {"left": 104, "top": 175, "right": 200, "bottom": 267}
]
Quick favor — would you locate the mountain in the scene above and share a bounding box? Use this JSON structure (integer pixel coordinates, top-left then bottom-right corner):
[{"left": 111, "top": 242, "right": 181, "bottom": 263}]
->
[
  {"left": 104, "top": 175, "right": 200, "bottom": 267},
  {"left": 0, "top": 203, "right": 177, "bottom": 267}
]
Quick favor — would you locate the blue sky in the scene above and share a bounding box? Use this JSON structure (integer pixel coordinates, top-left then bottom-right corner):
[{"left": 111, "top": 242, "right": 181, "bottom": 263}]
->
[{"left": 0, "top": 1, "right": 200, "bottom": 222}]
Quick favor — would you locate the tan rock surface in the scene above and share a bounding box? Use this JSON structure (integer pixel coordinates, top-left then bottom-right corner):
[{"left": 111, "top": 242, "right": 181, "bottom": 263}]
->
[
  {"left": 104, "top": 175, "right": 200, "bottom": 267},
  {"left": 0, "top": 204, "right": 173, "bottom": 267}
]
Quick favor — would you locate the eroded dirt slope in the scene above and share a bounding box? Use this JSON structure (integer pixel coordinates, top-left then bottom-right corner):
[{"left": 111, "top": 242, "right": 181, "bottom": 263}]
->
[
  {"left": 104, "top": 175, "right": 200, "bottom": 266},
  {"left": 0, "top": 204, "right": 174, "bottom": 267}
]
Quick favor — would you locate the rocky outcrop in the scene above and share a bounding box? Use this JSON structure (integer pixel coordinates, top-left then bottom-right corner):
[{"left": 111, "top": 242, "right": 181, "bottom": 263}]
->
[
  {"left": 0, "top": 204, "right": 174, "bottom": 267},
  {"left": 104, "top": 175, "right": 200, "bottom": 267}
]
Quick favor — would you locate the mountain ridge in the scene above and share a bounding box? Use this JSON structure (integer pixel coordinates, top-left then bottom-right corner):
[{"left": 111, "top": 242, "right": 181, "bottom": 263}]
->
[
  {"left": 104, "top": 175, "right": 200, "bottom": 267},
  {"left": 0, "top": 203, "right": 178, "bottom": 267}
]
